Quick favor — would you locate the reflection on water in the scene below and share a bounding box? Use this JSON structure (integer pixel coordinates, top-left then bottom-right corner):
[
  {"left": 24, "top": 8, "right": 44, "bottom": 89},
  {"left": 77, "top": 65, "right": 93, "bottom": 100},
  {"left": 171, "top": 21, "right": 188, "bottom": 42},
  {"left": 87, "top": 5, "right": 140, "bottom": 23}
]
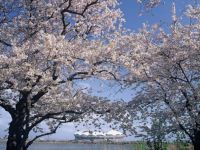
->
[{"left": 0, "top": 143, "right": 134, "bottom": 150}]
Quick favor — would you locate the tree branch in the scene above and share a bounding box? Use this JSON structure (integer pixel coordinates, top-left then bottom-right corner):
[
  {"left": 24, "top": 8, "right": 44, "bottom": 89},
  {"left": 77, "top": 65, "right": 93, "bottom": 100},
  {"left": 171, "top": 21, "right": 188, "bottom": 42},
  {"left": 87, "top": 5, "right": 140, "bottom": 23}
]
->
[
  {"left": 25, "top": 122, "right": 62, "bottom": 149},
  {"left": 31, "top": 86, "right": 48, "bottom": 104},
  {"left": 28, "top": 110, "right": 84, "bottom": 131},
  {"left": 0, "top": 99, "right": 15, "bottom": 119},
  {"left": 0, "top": 39, "right": 12, "bottom": 47},
  {"left": 60, "top": 0, "right": 98, "bottom": 35}
]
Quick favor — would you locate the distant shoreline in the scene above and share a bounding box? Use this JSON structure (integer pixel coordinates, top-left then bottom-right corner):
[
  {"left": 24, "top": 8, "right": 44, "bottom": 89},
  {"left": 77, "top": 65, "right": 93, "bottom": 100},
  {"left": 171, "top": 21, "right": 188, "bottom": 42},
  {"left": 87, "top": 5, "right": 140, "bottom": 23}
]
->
[
  {"left": 0, "top": 139, "right": 191, "bottom": 145},
  {"left": 0, "top": 139, "right": 137, "bottom": 145}
]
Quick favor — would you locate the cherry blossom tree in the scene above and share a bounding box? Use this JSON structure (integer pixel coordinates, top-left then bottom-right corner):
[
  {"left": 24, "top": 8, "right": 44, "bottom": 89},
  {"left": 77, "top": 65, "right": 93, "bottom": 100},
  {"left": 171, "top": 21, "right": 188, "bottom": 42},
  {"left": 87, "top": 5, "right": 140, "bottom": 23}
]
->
[
  {"left": 0, "top": 0, "right": 133, "bottom": 150},
  {"left": 137, "top": 0, "right": 161, "bottom": 9},
  {"left": 109, "top": 3, "right": 200, "bottom": 149},
  {"left": 2, "top": 0, "right": 199, "bottom": 149}
]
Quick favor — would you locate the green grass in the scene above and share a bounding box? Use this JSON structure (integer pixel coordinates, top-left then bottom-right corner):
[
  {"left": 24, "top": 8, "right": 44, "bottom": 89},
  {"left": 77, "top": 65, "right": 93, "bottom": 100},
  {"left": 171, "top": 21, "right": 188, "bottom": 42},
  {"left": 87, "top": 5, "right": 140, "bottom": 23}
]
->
[
  {"left": 131, "top": 142, "right": 192, "bottom": 150},
  {"left": 133, "top": 142, "right": 146, "bottom": 150}
]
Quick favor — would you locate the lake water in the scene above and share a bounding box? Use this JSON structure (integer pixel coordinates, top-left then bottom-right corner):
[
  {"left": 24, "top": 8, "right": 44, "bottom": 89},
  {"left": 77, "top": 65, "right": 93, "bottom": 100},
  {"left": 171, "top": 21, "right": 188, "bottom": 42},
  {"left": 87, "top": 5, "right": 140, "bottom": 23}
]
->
[{"left": 0, "top": 143, "right": 134, "bottom": 150}]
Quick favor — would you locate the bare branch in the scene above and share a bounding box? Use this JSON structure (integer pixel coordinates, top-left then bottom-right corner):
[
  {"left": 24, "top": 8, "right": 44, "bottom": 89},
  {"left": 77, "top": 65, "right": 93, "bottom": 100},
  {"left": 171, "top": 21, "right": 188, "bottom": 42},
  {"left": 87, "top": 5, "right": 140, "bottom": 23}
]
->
[
  {"left": 0, "top": 99, "right": 15, "bottom": 119},
  {"left": 0, "top": 39, "right": 12, "bottom": 47},
  {"left": 25, "top": 122, "right": 62, "bottom": 149}
]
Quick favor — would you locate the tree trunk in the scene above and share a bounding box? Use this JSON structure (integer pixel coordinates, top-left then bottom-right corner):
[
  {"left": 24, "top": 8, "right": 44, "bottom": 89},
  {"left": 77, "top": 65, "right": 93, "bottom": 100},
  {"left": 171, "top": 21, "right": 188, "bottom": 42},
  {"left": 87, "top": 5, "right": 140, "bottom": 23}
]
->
[
  {"left": 6, "top": 117, "right": 28, "bottom": 150},
  {"left": 193, "top": 130, "right": 200, "bottom": 150},
  {"left": 6, "top": 96, "right": 30, "bottom": 150}
]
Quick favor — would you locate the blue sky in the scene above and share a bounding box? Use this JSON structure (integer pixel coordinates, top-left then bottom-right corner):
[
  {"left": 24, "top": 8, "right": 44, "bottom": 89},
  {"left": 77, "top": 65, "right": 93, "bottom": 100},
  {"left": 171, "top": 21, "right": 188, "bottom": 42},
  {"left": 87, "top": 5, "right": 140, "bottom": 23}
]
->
[
  {"left": 121, "top": 0, "right": 198, "bottom": 31},
  {"left": 0, "top": 0, "right": 199, "bottom": 141}
]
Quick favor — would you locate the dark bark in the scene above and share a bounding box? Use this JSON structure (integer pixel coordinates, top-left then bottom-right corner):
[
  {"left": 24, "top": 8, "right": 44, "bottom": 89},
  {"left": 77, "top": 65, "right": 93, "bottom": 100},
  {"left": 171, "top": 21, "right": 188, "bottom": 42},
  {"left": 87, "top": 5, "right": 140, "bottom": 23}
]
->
[
  {"left": 6, "top": 108, "right": 29, "bottom": 150},
  {"left": 6, "top": 92, "right": 30, "bottom": 150},
  {"left": 193, "top": 130, "right": 200, "bottom": 150},
  {"left": 6, "top": 117, "right": 28, "bottom": 150}
]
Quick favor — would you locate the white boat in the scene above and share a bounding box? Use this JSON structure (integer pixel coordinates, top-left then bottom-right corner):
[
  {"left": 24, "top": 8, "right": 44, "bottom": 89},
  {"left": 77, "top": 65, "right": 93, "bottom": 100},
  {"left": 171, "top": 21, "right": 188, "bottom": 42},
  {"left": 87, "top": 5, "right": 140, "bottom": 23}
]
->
[{"left": 74, "top": 130, "right": 124, "bottom": 140}]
